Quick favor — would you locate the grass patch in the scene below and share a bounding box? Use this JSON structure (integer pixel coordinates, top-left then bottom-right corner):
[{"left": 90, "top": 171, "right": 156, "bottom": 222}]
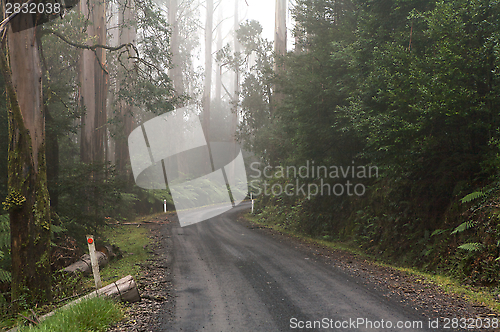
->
[
  {"left": 85, "top": 223, "right": 151, "bottom": 288},
  {"left": 1, "top": 219, "right": 153, "bottom": 330},
  {"left": 245, "top": 212, "right": 500, "bottom": 315},
  {"left": 17, "top": 296, "right": 123, "bottom": 332}
]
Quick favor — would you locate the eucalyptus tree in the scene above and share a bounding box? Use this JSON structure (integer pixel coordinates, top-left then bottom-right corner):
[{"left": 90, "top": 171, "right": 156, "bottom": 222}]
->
[
  {"left": 169, "top": 0, "right": 184, "bottom": 95},
  {"left": 79, "top": 0, "right": 107, "bottom": 165},
  {"left": 203, "top": 0, "right": 214, "bottom": 137},
  {"left": 215, "top": 3, "right": 223, "bottom": 102},
  {"left": 114, "top": 0, "right": 137, "bottom": 177},
  {"left": 216, "top": 20, "right": 275, "bottom": 162},
  {"left": 0, "top": 0, "right": 178, "bottom": 310},
  {"left": 274, "top": 0, "right": 287, "bottom": 59},
  {"left": 272, "top": 0, "right": 287, "bottom": 107},
  {"left": 0, "top": 9, "right": 52, "bottom": 308}
]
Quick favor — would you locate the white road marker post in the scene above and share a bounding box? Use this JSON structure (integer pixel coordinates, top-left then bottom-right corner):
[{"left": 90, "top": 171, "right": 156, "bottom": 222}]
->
[
  {"left": 86, "top": 235, "right": 102, "bottom": 290},
  {"left": 164, "top": 199, "right": 167, "bottom": 213},
  {"left": 251, "top": 193, "right": 254, "bottom": 214}
]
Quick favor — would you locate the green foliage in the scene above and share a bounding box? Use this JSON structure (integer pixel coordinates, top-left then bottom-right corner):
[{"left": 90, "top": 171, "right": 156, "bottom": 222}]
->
[
  {"left": 0, "top": 214, "right": 10, "bottom": 283},
  {"left": 431, "top": 229, "right": 447, "bottom": 237},
  {"left": 216, "top": 20, "right": 276, "bottom": 162},
  {"left": 97, "top": 224, "right": 150, "bottom": 283},
  {"left": 0, "top": 256, "right": 10, "bottom": 283},
  {"left": 34, "top": 0, "right": 180, "bottom": 230},
  {"left": 458, "top": 243, "right": 483, "bottom": 252},
  {"left": 108, "top": 0, "right": 184, "bottom": 117},
  {"left": 0, "top": 73, "right": 7, "bottom": 204},
  {"left": 451, "top": 220, "right": 477, "bottom": 235},
  {"left": 17, "top": 297, "right": 123, "bottom": 332},
  {"left": 56, "top": 162, "right": 122, "bottom": 233},
  {"left": 239, "top": 0, "right": 500, "bottom": 286},
  {"left": 50, "top": 271, "right": 84, "bottom": 303},
  {"left": 461, "top": 191, "right": 485, "bottom": 203}
]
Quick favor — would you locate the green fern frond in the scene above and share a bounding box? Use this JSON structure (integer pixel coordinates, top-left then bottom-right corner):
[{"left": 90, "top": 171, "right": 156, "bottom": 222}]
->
[
  {"left": 460, "top": 191, "right": 485, "bottom": 203},
  {"left": 0, "top": 268, "right": 11, "bottom": 283},
  {"left": 0, "top": 215, "right": 9, "bottom": 250},
  {"left": 451, "top": 220, "right": 476, "bottom": 234},
  {"left": 0, "top": 214, "right": 8, "bottom": 229},
  {"left": 51, "top": 224, "right": 66, "bottom": 234},
  {"left": 120, "top": 193, "right": 139, "bottom": 203},
  {"left": 0, "top": 251, "right": 11, "bottom": 283},
  {"left": 458, "top": 242, "right": 483, "bottom": 252},
  {"left": 431, "top": 229, "right": 448, "bottom": 237}
]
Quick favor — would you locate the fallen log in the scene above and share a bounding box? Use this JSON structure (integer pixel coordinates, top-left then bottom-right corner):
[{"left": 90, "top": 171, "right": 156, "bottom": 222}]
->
[
  {"left": 51, "top": 275, "right": 140, "bottom": 311},
  {"left": 8, "top": 275, "right": 140, "bottom": 332},
  {"left": 95, "top": 274, "right": 141, "bottom": 302},
  {"left": 63, "top": 252, "right": 108, "bottom": 275}
]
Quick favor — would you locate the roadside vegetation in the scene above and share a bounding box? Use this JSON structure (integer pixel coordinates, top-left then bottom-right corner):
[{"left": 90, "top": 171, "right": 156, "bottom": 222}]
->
[
  {"left": 90, "top": 224, "right": 151, "bottom": 288},
  {"left": 17, "top": 297, "right": 123, "bottom": 332},
  {"left": 1, "top": 221, "right": 152, "bottom": 331},
  {"left": 235, "top": 0, "right": 500, "bottom": 296}
]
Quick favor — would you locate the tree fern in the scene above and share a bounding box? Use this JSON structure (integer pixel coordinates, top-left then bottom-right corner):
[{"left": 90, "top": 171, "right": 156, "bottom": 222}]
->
[{"left": 460, "top": 191, "right": 485, "bottom": 203}]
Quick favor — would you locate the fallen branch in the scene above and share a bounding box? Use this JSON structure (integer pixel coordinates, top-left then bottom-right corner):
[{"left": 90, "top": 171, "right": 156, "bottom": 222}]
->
[
  {"left": 42, "top": 28, "right": 137, "bottom": 53},
  {"left": 63, "top": 252, "right": 108, "bottom": 275},
  {"left": 8, "top": 275, "right": 140, "bottom": 332}
]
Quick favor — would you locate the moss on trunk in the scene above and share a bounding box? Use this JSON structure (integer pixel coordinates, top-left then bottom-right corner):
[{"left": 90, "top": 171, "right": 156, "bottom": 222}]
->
[{"left": 0, "top": 21, "right": 52, "bottom": 310}]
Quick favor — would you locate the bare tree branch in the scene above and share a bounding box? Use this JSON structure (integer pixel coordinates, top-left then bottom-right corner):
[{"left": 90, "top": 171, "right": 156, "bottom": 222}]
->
[
  {"left": 0, "top": 0, "right": 35, "bottom": 32},
  {"left": 42, "top": 28, "right": 142, "bottom": 75},
  {"left": 43, "top": 28, "right": 138, "bottom": 54}
]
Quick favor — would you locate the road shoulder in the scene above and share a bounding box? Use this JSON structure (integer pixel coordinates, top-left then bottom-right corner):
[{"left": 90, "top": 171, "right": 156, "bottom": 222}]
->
[
  {"left": 106, "top": 216, "right": 175, "bottom": 332},
  {"left": 237, "top": 213, "right": 500, "bottom": 328}
]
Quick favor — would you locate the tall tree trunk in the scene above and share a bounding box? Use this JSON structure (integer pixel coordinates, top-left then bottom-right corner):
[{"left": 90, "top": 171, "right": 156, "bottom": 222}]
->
[
  {"left": 94, "top": 0, "right": 107, "bottom": 165},
  {"left": 203, "top": 0, "right": 213, "bottom": 141},
  {"left": 80, "top": 0, "right": 107, "bottom": 164},
  {"left": 0, "top": 15, "right": 51, "bottom": 309},
  {"left": 169, "top": 0, "right": 184, "bottom": 96},
  {"left": 46, "top": 108, "right": 59, "bottom": 209},
  {"left": 231, "top": 0, "right": 240, "bottom": 153},
  {"left": 274, "top": 0, "right": 287, "bottom": 59},
  {"left": 79, "top": 0, "right": 96, "bottom": 164},
  {"left": 115, "top": 0, "right": 136, "bottom": 178},
  {"left": 233, "top": 0, "right": 240, "bottom": 101},
  {"left": 273, "top": 0, "right": 287, "bottom": 105},
  {"left": 215, "top": 4, "right": 223, "bottom": 103},
  {"left": 79, "top": 0, "right": 108, "bottom": 229}
]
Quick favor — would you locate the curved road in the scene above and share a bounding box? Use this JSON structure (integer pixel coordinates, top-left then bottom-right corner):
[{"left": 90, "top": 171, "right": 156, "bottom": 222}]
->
[{"left": 162, "top": 202, "right": 435, "bottom": 331}]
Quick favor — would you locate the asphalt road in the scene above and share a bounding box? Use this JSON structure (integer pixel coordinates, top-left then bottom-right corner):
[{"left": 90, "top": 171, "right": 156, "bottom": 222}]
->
[{"left": 162, "top": 202, "right": 435, "bottom": 332}]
